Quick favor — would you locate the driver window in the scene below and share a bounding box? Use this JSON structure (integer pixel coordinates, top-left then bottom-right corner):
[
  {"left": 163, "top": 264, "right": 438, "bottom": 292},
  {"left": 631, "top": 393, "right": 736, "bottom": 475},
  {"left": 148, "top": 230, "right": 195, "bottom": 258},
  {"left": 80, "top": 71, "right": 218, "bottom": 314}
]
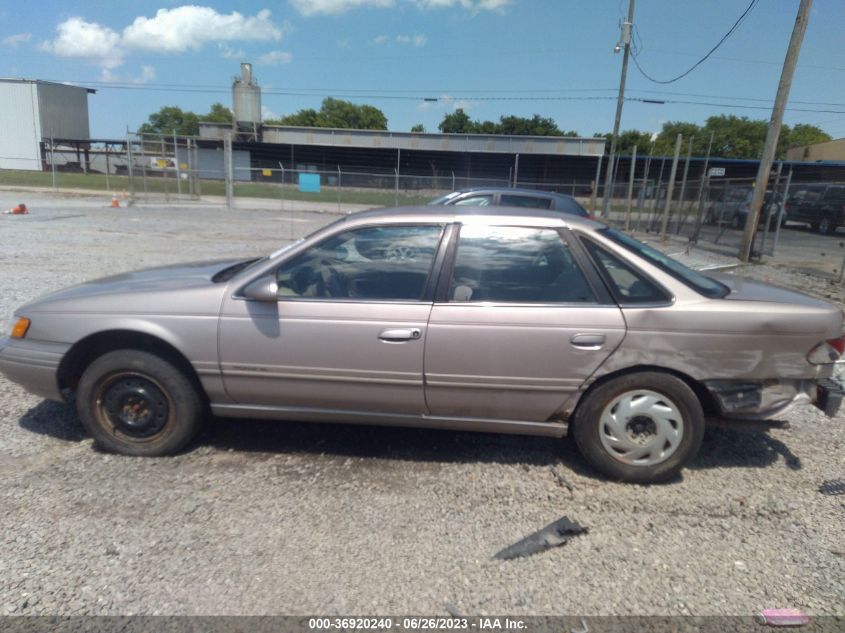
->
[{"left": 275, "top": 225, "right": 443, "bottom": 301}]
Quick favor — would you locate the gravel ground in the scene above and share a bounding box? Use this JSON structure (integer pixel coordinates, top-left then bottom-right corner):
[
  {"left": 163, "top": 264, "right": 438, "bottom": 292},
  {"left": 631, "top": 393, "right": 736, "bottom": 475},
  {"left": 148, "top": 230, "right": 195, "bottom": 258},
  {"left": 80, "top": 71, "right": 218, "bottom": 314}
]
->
[{"left": 0, "top": 191, "right": 843, "bottom": 617}]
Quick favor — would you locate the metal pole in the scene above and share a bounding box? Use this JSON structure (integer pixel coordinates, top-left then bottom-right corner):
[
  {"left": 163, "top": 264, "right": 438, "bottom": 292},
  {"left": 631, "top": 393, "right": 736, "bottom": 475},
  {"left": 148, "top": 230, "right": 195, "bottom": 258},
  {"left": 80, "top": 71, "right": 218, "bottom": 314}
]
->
[
  {"left": 50, "top": 138, "right": 56, "bottom": 190},
  {"left": 224, "top": 133, "right": 233, "bottom": 210},
  {"left": 452, "top": 171, "right": 455, "bottom": 191},
  {"left": 674, "top": 136, "right": 694, "bottom": 234},
  {"left": 773, "top": 165, "right": 792, "bottom": 257},
  {"left": 603, "top": 0, "right": 635, "bottom": 217},
  {"left": 660, "top": 134, "right": 683, "bottom": 241},
  {"left": 635, "top": 146, "right": 653, "bottom": 232},
  {"left": 126, "top": 132, "right": 135, "bottom": 203},
  {"left": 186, "top": 138, "right": 193, "bottom": 198},
  {"left": 279, "top": 162, "right": 285, "bottom": 213},
  {"left": 394, "top": 168, "right": 399, "bottom": 206},
  {"left": 513, "top": 154, "right": 520, "bottom": 187},
  {"left": 625, "top": 145, "right": 637, "bottom": 231},
  {"left": 395, "top": 147, "right": 401, "bottom": 205},
  {"left": 740, "top": 0, "right": 813, "bottom": 262},
  {"left": 649, "top": 157, "right": 666, "bottom": 231},
  {"left": 758, "top": 161, "right": 783, "bottom": 255},
  {"left": 591, "top": 155, "right": 603, "bottom": 214},
  {"left": 691, "top": 131, "right": 715, "bottom": 241},
  {"left": 105, "top": 144, "right": 110, "bottom": 193},
  {"left": 140, "top": 135, "right": 148, "bottom": 202},
  {"left": 161, "top": 137, "right": 169, "bottom": 203},
  {"left": 174, "top": 131, "right": 182, "bottom": 198},
  {"left": 337, "top": 165, "right": 341, "bottom": 214}
]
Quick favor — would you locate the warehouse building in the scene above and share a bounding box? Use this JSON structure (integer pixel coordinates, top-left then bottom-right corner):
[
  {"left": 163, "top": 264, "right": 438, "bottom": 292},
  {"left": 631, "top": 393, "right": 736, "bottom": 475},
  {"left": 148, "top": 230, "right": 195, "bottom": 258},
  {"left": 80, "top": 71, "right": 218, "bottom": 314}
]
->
[{"left": 0, "top": 78, "right": 95, "bottom": 171}]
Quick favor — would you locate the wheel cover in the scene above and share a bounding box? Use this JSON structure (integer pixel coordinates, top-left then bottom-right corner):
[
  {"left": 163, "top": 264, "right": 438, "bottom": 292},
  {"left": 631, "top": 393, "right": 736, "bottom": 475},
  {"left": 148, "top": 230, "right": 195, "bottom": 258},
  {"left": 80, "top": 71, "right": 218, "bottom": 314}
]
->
[
  {"left": 820, "top": 217, "right": 830, "bottom": 233},
  {"left": 97, "top": 373, "right": 170, "bottom": 439},
  {"left": 598, "top": 389, "right": 684, "bottom": 467}
]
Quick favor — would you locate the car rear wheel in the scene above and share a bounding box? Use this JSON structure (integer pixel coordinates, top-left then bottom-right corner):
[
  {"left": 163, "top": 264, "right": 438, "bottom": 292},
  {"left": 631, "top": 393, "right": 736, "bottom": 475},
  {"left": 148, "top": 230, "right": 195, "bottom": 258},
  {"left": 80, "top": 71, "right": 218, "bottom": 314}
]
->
[
  {"left": 76, "top": 350, "right": 204, "bottom": 456},
  {"left": 573, "top": 372, "right": 705, "bottom": 483},
  {"left": 730, "top": 214, "right": 743, "bottom": 230},
  {"left": 818, "top": 215, "right": 836, "bottom": 235}
]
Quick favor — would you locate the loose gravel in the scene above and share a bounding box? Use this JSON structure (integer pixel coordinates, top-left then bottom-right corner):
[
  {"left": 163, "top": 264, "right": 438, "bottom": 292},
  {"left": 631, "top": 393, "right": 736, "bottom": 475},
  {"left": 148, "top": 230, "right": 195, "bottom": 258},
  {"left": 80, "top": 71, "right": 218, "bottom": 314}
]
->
[{"left": 0, "top": 191, "right": 843, "bottom": 616}]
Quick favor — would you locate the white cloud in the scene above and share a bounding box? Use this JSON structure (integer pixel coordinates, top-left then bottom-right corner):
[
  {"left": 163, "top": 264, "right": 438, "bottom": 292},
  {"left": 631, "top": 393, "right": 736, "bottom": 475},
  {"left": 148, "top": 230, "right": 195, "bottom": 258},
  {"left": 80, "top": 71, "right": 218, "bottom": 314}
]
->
[
  {"left": 2, "top": 32, "right": 31, "bottom": 47},
  {"left": 218, "top": 43, "right": 246, "bottom": 60},
  {"left": 122, "top": 7, "right": 281, "bottom": 52},
  {"left": 42, "top": 7, "right": 284, "bottom": 68},
  {"left": 396, "top": 34, "right": 427, "bottom": 46},
  {"left": 413, "top": 0, "right": 511, "bottom": 11},
  {"left": 40, "top": 17, "right": 123, "bottom": 68},
  {"left": 290, "top": 0, "right": 395, "bottom": 16},
  {"left": 373, "top": 35, "right": 390, "bottom": 45},
  {"left": 262, "top": 105, "right": 279, "bottom": 120},
  {"left": 98, "top": 64, "right": 157, "bottom": 84},
  {"left": 258, "top": 50, "right": 293, "bottom": 65}
]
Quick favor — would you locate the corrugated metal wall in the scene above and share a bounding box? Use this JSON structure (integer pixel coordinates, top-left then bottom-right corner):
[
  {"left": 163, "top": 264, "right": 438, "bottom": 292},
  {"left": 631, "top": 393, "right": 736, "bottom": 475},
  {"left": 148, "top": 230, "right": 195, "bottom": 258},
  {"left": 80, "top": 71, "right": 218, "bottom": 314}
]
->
[
  {"left": 37, "top": 83, "right": 91, "bottom": 140},
  {"left": 0, "top": 83, "right": 41, "bottom": 171}
]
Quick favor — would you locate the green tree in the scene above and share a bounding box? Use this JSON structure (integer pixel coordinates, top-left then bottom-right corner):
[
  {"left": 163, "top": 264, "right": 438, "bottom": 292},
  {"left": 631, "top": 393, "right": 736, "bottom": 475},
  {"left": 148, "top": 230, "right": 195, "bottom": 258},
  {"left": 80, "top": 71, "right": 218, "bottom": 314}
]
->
[
  {"left": 498, "top": 114, "right": 563, "bottom": 136},
  {"left": 204, "top": 102, "right": 233, "bottom": 123},
  {"left": 438, "top": 108, "right": 475, "bottom": 133},
  {"left": 410, "top": 123, "right": 426, "bottom": 133},
  {"left": 271, "top": 98, "right": 388, "bottom": 130},
  {"left": 781, "top": 123, "right": 831, "bottom": 154},
  {"left": 653, "top": 121, "right": 704, "bottom": 156},
  {"left": 594, "top": 129, "right": 654, "bottom": 155},
  {"left": 138, "top": 106, "right": 200, "bottom": 136}
]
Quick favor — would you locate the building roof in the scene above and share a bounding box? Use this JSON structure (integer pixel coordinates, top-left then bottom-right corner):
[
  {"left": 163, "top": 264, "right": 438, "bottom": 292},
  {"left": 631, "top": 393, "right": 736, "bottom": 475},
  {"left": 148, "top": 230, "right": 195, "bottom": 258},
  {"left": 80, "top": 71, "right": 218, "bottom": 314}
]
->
[{"left": 0, "top": 78, "right": 96, "bottom": 94}]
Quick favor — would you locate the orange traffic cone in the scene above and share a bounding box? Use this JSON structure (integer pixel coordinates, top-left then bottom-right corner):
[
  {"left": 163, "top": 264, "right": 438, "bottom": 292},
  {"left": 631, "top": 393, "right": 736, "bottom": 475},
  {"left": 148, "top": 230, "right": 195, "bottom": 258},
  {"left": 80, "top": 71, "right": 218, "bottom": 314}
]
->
[
  {"left": 111, "top": 192, "right": 120, "bottom": 208},
  {"left": 5, "top": 203, "right": 28, "bottom": 215}
]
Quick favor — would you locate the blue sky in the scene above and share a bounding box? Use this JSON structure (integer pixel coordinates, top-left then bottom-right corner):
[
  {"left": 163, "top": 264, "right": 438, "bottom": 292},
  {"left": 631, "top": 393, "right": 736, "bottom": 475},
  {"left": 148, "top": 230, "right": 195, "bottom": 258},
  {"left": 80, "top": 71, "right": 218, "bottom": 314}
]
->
[{"left": 2, "top": 0, "right": 845, "bottom": 140}]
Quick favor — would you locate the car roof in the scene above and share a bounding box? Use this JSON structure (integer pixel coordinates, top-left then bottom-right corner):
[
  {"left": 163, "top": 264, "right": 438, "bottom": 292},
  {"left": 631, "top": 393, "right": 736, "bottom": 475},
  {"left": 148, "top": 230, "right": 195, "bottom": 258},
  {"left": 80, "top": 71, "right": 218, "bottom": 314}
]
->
[
  {"left": 451, "top": 187, "right": 573, "bottom": 198},
  {"left": 342, "top": 205, "right": 601, "bottom": 229}
]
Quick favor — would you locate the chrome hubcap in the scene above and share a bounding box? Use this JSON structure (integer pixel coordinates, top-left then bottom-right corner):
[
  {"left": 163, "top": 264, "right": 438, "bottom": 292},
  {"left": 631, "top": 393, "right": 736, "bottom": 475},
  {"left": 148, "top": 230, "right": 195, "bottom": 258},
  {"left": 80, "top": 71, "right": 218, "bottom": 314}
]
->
[{"left": 599, "top": 389, "right": 684, "bottom": 467}]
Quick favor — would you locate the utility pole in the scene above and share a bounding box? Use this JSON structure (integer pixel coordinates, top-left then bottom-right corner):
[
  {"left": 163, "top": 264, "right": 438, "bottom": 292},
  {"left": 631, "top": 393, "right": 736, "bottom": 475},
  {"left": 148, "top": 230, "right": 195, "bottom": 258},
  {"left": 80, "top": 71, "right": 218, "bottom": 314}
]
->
[
  {"left": 739, "top": 0, "right": 812, "bottom": 262},
  {"left": 602, "top": 0, "right": 635, "bottom": 218}
]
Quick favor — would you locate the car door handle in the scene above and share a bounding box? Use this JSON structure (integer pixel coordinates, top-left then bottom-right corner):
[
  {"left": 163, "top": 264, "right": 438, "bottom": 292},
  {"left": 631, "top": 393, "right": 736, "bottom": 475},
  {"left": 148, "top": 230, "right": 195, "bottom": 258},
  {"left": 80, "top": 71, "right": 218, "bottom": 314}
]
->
[
  {"left": 570, "top": 334, "right": 606, "bottom": 350},
  {"left": 379, "top": 328, "right": 422, "bottom": 342}
]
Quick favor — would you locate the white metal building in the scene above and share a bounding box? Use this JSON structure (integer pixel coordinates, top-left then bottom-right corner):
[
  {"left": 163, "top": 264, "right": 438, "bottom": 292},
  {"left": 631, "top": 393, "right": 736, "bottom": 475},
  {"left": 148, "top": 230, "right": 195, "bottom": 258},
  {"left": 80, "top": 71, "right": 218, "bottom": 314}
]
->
[{"left": 0, "top": 79, "right": 94, "bottom": 171}]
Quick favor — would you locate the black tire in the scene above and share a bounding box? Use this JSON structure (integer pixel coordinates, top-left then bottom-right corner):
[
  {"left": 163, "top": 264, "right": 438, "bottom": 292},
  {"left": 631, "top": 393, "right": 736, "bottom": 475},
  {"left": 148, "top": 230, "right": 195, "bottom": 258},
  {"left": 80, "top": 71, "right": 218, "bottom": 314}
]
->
[
  {"left": 818, "top": 215, "right": 836, "bottom": 235},
  {"left": 76, "top": 350, "right": 204, "bottom": 456},
  {"left": 572, "top": 372, "right": 705, "bottom": 484},
  {"left": 730, "top": 214, "right": 744, "bottom": 230}
]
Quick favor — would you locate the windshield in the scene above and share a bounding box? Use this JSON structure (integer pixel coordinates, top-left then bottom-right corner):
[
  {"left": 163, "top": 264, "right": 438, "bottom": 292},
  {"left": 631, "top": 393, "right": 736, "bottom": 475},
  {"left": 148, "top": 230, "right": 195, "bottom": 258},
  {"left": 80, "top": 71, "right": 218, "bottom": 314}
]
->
[
  {"left": 428, "top": 191, "right": 464, "bottom": 205},
  {"left": 599, "top": 227, "right": 729, "bottom": 298}
]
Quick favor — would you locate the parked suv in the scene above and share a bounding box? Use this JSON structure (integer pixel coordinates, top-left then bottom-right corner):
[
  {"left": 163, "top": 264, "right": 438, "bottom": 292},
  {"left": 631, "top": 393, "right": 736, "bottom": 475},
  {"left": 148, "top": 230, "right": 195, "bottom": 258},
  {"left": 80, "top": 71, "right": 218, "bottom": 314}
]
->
[
  {"left": 784, "top": 184, "right": 845, "bottom": 235},
  {"left": 704, "top": 187, "right": 782, "bottom": 231},
  {"left": 429, "top": 187, "right": 590, "bottom": 218}
]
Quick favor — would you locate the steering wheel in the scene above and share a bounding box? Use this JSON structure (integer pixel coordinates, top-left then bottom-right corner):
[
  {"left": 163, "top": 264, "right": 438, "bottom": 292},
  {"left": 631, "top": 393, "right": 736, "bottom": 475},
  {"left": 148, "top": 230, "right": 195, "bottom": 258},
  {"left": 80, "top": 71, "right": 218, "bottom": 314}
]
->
[{"left": 320, "top": 259, "right": 347, "bottom": 298}]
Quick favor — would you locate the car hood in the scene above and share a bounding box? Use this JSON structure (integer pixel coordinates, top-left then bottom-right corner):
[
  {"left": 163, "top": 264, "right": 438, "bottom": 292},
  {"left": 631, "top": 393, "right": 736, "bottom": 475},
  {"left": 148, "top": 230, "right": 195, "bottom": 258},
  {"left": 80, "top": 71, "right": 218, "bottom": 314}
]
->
[{"left": 20, "top": 258, "right": 246, "bottom": 314}]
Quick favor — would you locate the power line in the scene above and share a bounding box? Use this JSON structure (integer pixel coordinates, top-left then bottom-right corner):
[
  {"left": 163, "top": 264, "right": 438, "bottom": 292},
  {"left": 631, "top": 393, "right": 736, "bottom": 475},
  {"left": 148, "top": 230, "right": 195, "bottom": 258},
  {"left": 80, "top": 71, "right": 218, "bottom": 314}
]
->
[{"left": 631, "top": 0, "right": 760, "bottom": 84}]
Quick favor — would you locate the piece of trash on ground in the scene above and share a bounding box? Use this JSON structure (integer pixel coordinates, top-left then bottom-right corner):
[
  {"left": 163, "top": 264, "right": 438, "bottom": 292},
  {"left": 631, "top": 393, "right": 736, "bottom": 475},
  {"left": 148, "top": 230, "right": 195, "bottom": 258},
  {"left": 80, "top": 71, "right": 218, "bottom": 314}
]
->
[
  {"left": 549, "top": 465, "right": 575, "bottom": 493},
  {"left": 818, "top": 479, "right": 845, "bottom": 496},
  {"left": 493, "top": 516, "right": 587, "bottom": 560},
  {"left": 757, "top": 608, "right": 810, "bottom": 627}
]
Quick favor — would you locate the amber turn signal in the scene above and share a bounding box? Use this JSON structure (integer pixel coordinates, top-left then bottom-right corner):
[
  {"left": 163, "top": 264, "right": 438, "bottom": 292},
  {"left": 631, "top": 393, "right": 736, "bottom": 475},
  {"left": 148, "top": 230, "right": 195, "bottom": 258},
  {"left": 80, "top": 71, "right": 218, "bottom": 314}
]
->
[{"left": 10, "top": 317, "right": 30, "bottom": 339}]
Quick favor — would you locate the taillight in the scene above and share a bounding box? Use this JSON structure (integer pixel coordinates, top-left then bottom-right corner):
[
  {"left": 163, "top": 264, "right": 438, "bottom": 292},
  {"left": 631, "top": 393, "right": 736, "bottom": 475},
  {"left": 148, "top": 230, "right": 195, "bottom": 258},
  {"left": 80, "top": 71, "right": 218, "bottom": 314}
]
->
[{"left": 808, "top": 335, "right": 845, "bottom": 364}]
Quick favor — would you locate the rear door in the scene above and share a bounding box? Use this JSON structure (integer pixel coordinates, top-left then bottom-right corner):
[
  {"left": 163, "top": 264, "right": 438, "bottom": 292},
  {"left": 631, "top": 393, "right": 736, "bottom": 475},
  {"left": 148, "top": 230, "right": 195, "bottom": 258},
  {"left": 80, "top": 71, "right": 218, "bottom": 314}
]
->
[{"left": 424, "top": 222, "right": 626, "bottom": 421}]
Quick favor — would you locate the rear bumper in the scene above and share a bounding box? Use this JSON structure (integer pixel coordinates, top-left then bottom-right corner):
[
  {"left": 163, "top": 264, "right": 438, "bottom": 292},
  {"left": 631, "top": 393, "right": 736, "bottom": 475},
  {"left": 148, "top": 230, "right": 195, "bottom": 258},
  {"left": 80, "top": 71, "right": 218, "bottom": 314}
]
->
[
  {"left": 0, "top": 336, "right": 69, "bottom": 402},
  {"left": 704, "top": 377, "right": 842, "bottom": 420}
]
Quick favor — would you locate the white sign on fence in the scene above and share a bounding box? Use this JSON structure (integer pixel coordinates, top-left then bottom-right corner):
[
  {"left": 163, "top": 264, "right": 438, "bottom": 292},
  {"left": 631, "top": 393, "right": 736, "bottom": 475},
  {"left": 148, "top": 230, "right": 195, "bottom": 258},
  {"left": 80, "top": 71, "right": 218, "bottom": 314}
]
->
[{"left": 708, "top": 167, "right": 726, "bottom": 177}]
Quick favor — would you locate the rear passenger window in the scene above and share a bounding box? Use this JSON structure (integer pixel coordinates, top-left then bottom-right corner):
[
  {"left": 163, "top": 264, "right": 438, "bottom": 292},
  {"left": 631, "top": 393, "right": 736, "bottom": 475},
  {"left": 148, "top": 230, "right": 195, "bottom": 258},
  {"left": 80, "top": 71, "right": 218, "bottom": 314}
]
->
[
  {"left": 581, "top": 240, "right": 669, "bottom": 304},
  {"left": 500, "top": 195, "right": 553, "bottom": 209},
  {"left": 453, "top": 195, "right": 493, "bottom": 206},
  {"left": 448, "top": 226, "right": 596, "bottom": 303}
]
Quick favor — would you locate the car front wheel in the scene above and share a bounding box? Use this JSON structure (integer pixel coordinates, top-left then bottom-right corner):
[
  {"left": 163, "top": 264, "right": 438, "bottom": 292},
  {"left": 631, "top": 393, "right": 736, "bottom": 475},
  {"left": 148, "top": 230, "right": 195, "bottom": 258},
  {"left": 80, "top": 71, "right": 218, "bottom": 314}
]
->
[
  {"left": 818, "top": 215, "right": 836, "bottom": 235},
  {"left": 76, "top": 350, "right": 204, "bottom": 456},
  {"left": 573, "top": 372, "right": 705, "bottom": 483}
]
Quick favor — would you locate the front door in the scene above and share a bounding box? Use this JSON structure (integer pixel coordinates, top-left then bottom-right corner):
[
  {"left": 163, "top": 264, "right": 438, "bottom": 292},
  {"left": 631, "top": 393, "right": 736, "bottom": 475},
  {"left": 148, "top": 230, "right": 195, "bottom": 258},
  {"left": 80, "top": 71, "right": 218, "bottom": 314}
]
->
[
  {"left": 424, "top": 224, "right": 626, "bottom": 421},
  {"left": 219, "top": 223, "right": 445, "bottom": 414}
]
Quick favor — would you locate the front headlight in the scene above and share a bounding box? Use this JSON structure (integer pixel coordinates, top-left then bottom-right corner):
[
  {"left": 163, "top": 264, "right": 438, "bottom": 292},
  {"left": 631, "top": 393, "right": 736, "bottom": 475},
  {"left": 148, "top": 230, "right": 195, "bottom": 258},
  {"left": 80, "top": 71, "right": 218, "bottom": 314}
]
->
[{"left": 10, "top": 317, "right": 30, "bottom": 339}]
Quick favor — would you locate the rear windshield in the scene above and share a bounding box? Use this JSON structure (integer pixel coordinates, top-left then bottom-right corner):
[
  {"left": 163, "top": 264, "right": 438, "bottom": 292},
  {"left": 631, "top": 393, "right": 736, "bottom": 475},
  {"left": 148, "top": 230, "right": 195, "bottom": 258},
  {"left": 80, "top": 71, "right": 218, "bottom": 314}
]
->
[{"left": 599, "top": 227, "right": 729, "bottom": 298}]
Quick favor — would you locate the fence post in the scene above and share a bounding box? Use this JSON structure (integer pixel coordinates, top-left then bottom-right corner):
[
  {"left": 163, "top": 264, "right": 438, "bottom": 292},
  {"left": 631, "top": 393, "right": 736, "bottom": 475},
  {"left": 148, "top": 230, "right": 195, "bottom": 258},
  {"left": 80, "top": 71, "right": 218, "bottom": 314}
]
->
[
  {"left": 591, "top": 155, "right": 603, "bottom": 215},
  {"left": 126, "top": 133, "right": 135, "bottom": 203},
  {"left": 660, "top": 134, "right": 683, "bottom": 241},
  {"left": 513, "top": 154, "right": 520, "bottom": 187},
  {"left": 174, "top": 131, "right": 182, "bottom": 198},
  {"left": 140, "top": 135, "right": 148, "bottom": 202},
  {"left": 278, "top": 162, "right": 285, "bottom": 213},
  {"left": 452, "top": 171, "right": 455, "bottom": 191},
  {"left": 224, "top": 132, "right": 233, "bottom": 210},
  {"left": 337, "top": 165, "right": 342, "bottom": 214},
  {"left": 625, "top": 145, "right": 637, "bottom": 231},
  {"left": 161, "top": 137, "right": 169, "bottom": 203},
  {"left": 50, "top": 138, "right": 56, "bottom": 190},
  {"left": 675, "top": 136, "right": 694, "bottom": 234},
  {"left": 773, "top": 165, "right": 792, "bottom": 259}
]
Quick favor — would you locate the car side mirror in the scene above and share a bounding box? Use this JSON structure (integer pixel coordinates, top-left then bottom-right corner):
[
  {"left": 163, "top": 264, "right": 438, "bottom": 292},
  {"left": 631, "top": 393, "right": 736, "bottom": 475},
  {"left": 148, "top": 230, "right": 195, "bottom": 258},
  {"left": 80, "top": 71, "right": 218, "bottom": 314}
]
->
[{"left": 242, "top": 277, "right": 279, "bottom": 302}]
